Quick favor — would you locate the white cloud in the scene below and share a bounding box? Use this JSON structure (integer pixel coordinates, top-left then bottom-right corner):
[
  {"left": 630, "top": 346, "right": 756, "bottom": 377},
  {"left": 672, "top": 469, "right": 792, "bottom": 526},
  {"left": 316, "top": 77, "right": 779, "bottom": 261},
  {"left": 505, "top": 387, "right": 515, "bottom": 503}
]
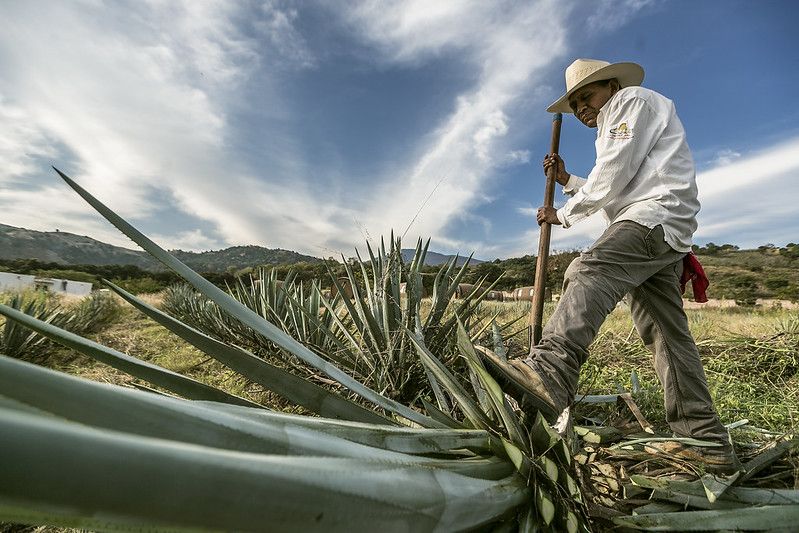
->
[
  {"left": 501, "top": 150, "right": 532, "bottom": 167},
  {"left": 0, "top": 99, "right": 59, "bottom": 181},
  {"left": 259, "top": 0, "right": 316, "bottom": 68},
  {"left": 0, "top": 1, "right": 317, "bottom": 252},
  {"left": 710, "top": 148, "right": 742, "bottom": 167},
  {"left": 149, "top": 229, "right": 224, "bottom": 252},
  {"left": 587, "top": 0, "right": 657, "bottom": 32},
  {"left": 695, "top": 136, "right": 799, "bottom": 247},
  {"left": 516, "top": 205, "right": 537, "bottom": 217}
]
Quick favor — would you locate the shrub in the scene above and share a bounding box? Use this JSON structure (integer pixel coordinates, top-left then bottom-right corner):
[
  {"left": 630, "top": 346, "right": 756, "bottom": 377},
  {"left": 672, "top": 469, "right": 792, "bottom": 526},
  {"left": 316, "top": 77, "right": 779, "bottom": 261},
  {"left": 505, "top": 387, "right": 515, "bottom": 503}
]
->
[
  {"left": 0, "top": 291, "right": 120, "bottom": 362},
  {"left": 109, "top": 276, "right": 169, "bottom": 294}
]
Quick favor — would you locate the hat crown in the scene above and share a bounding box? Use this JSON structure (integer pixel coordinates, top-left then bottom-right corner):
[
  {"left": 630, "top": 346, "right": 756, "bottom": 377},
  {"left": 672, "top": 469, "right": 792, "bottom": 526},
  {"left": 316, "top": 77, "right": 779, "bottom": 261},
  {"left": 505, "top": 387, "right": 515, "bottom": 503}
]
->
[{"left": 564, "top": 59, "right": 611, "bottom": 91}]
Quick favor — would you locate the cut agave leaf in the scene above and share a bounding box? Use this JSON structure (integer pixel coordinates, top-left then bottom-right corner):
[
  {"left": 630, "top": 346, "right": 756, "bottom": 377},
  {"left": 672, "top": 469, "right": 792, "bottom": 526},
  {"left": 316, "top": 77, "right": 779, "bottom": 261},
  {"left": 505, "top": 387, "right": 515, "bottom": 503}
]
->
[
  {"left": 701, "top": 472, "right": 740, "bottom": 503},
  {"left": 197, "top": 401, "right": 494, "bottom": 454},
  {"left": 0, "top": 406, "right": 530, "bottom": 532},
  {"left": 536, "top": 486, "right": 556, "bottom": 525},
  {"left": 0, "top": 356, "right": 507, "bottom": 479},
  {"left": 613, "top": 505, "right": 799, "bottom": 531}
]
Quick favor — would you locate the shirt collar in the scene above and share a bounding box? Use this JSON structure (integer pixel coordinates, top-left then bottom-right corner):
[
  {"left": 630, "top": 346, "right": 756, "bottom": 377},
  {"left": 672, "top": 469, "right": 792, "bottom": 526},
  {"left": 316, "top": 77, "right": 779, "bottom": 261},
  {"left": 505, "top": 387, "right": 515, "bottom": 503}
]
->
[{"left": 596, "top": 90, "right": 622, "bottom": 126}]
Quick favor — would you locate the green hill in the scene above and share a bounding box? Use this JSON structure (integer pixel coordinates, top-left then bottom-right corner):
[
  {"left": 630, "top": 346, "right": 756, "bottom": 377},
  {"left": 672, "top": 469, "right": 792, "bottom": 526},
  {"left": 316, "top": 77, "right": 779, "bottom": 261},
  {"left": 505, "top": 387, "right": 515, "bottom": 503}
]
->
[{"left": 0, "top": 224, "right": 322, "bottom": 273}]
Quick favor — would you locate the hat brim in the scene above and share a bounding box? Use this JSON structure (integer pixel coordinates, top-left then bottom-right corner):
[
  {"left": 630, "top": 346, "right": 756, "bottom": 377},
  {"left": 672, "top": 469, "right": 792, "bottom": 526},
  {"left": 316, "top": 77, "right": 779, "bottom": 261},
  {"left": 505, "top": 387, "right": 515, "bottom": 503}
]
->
[{"left": 546, "top": 62, "right": 645, "bottom": 113}]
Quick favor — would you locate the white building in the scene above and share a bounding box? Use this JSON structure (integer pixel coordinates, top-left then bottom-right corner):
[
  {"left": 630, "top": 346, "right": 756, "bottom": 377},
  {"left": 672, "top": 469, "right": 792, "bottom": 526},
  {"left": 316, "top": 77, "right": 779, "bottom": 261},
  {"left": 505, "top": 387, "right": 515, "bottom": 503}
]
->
[{"left": 0, "top": 271, "right": 93, "bottom": 297}]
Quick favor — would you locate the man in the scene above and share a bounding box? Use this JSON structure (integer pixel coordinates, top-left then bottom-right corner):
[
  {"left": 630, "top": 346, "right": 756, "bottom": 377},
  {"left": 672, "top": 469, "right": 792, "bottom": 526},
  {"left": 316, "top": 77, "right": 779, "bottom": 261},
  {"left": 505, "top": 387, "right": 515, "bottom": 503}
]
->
[{"left": 484, "top": 59, "right": 740, "bottom": 474}]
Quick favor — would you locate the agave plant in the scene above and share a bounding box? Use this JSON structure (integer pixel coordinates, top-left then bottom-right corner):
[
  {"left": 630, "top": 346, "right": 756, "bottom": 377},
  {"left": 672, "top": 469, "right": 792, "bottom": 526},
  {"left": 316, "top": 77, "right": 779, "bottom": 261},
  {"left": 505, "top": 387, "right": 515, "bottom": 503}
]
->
[
  {"left": 163, "top": 231, "right": 511, "bottom": 408},
  {"left": 0, "top": 291, "right": 60, "bottom": 359},
  {"left": 0, "top": 169, "right": 589, "bottom": 531},
  {"left": 0, "top": 290, "right": 119, "bottom": 361}
]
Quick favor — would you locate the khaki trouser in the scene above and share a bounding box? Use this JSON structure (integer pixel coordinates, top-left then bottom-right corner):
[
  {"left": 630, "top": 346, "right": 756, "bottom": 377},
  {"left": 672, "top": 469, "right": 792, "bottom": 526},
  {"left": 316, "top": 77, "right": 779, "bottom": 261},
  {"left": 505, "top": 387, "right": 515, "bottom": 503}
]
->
[{"left": 526, "top": 220, "right": 729, "bottom": 442}]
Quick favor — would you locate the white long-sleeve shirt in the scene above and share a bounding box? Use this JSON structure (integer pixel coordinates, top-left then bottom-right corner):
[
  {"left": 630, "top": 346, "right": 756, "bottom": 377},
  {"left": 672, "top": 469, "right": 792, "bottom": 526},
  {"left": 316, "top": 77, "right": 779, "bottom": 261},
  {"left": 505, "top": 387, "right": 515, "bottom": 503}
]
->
[{"left": 556, "top": 86, "right": 700, "bottom": 252}]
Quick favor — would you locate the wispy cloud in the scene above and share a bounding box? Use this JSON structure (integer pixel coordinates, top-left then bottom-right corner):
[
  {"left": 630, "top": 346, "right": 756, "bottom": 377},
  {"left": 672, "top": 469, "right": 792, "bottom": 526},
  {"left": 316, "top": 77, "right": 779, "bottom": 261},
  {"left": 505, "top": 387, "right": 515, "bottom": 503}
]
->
[
  {"left": 695, "top": 136, "right": 799, "bottom": 247},
  {"left": 0, "top": 1, "right": 308, "bottom": 250},
  {"left": 709, "top": 148, "right": 742, "bottom": 167},
  {"left": 586, "top": 0, "right": 658, "bottom": 32},
  {"left": 336, "top": 0, "right": 573, "bottom": 251}
]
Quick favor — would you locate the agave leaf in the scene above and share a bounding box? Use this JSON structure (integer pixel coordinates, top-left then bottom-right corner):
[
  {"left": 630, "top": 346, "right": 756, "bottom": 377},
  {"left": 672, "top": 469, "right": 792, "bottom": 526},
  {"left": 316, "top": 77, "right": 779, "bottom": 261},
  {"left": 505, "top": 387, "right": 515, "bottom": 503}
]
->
[
  {"left": 407, "top": 328, "right": 495, "bottom": 431},
  {"left": 700, "top": 472, "right": 740, "bottom": 503},
  {"left": 632, "top": 501, "right": 685, "bottom": 515},
  {"left": 412, "top": 315, "right": 451, "bottom": 414},
  {"left": 562, "top": 509, "right": 579, "bottom": 533},
  {"left": 343, "top": 253, "right": 386, "bottom": 349},
  {"left": 0, "top": 406, "right": 530, "bottom": 532},
  {"left": 740, "top": 437, "right": 798, "bottom": 482},
  {"left": 423, "top": 253, "right": 473, "bottom": 332},
  {"left": 0, "top": 355, "right": 509, "bottom": 480},
  {"left": 609, "top": 436, "right": 725, "bottom": 449},
  {"left": 632, "top": 475, "right": 799, "bottom": 506},
  {"left": 0, "top": 303, "right": 258, "bottom": 408},
  {"left": 529, "top": 412, "right": 571, "bottom": 465},
  {"left": 649, "top": 489, "right": 743, "bottom": 511},
  {"left": 613, "top": 505, "right": 799, "bottom": 531},
  {"left": 491, "top": 322, "right": 508, "bottom": 362},
  {"left": 455, "top": 322, "right": 528, "bottom": 452},
  {"left": 535, "top": 486, "right": 556, "bottom": 525},
  {"left": 282, "top": 286, "right": 353, "bottom": 355},
  {"left": 537, "top": 455, "right": 559, "bottom": 483},
  {"left": 420, "top": 398, "right": 464, "bottom": 429},
  {"left": 103, "top": 280, "right": 389, "bottom": 425},
  {"left": 53, "top": 168, "right": 440, "bottom": 429},
  {"left": 465, "top": 360, "right": 493, "bottom": 417},
  {"left": 197, "top": 401, "right": 494, "bottom": 454}
]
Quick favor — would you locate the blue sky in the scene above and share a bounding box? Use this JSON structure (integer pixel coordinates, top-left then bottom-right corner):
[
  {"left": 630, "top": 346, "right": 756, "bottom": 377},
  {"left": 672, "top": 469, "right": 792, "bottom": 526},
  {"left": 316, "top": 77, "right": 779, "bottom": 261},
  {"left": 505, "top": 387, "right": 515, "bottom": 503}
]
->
[{"left": 1, "top": 0, "right": 797, "bottom": 259}]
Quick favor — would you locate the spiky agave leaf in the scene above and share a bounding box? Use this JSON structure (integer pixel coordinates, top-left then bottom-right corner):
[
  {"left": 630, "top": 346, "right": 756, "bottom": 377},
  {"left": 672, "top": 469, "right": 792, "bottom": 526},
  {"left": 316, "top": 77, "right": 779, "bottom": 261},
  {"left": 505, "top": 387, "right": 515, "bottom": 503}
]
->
[
  {"left": 0, "top": 355, "right": 513, "bottom": 480},
  {"left": 0, "top": 402, "right": 530, "bottom": 532}
]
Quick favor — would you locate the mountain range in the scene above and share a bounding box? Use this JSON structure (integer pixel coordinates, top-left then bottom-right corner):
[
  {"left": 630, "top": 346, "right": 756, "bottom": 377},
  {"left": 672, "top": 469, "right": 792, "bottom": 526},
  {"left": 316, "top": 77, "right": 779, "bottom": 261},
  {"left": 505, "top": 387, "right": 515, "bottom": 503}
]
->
[{"left": 0, "top": 223, "right": 481, "bottom": 272}]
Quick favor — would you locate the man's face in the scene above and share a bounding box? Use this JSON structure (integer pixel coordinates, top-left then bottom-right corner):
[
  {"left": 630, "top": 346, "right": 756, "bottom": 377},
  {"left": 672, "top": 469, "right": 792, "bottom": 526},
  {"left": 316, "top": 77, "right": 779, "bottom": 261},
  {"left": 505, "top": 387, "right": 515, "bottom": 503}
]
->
[{"left": 568, "top": 80, "right": 615, "bottom": 128}]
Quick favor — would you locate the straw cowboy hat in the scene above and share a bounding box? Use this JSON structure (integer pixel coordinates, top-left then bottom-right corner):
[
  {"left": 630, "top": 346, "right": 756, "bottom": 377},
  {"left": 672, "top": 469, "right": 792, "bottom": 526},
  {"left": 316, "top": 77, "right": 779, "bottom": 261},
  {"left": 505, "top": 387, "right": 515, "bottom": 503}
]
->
[{"left": 547, "top": 59, "right": 645, "bottom": 113}]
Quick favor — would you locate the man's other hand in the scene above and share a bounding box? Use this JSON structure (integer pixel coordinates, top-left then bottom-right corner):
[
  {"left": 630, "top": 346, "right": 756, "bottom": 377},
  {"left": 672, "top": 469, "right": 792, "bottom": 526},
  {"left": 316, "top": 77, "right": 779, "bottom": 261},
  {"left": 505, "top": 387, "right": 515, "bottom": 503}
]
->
[
  {"left": 542, "top": 154, "right": 570, "bottom": 186},
  {"left": 536, "top": 207, "right": 561, "bottom": 226}
]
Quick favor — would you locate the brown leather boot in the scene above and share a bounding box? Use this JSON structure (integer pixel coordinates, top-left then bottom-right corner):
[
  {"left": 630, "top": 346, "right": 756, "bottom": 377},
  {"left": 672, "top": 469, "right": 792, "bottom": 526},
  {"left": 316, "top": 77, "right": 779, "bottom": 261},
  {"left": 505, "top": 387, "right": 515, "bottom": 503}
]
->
[{"left": 475, "top": 346, "right": 560, "bottom": 422}]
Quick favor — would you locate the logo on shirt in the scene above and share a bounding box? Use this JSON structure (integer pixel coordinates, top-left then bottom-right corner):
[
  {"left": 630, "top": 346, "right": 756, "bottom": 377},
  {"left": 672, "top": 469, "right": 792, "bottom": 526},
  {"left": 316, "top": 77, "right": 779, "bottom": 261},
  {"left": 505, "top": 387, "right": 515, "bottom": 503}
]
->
[{"left": 608, "top": 122, "right": 633, "bottom": 140}]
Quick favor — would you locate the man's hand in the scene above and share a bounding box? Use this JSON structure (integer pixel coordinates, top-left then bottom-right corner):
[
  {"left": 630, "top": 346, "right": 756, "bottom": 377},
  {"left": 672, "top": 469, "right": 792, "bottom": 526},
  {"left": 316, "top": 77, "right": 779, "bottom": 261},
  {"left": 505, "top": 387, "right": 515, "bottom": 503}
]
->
[
  {"left": 537, "top": 206, "right": 561, "bottom": 226},
  {"left": 542, "top": 154, "right": 570, "bottom": 186}
]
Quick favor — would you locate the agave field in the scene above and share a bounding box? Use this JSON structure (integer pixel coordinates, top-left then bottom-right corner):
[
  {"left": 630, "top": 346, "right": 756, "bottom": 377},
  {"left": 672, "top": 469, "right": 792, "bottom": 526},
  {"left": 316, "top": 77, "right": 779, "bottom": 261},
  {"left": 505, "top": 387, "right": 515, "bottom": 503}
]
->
[{"left": 0, "top": 168, "right": 797, "bottom": 532}]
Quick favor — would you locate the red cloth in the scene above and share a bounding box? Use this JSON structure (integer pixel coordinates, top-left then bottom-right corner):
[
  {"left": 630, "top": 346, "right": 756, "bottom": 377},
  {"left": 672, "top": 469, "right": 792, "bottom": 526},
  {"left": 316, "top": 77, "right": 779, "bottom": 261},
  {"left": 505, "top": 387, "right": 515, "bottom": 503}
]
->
[{"left": 680, "top": 252, "right": 709, "bottom": 303}]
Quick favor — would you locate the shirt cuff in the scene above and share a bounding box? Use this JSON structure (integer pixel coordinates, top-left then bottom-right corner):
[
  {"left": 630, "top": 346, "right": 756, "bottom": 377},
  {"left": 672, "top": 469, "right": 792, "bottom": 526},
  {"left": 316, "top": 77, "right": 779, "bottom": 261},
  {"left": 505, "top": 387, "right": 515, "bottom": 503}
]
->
[
  {"left": 562, "top": 174, "right": 583, "bottom": 196},
  {"left": 556, "top": 207, "right": 570, "bottom": 228}
]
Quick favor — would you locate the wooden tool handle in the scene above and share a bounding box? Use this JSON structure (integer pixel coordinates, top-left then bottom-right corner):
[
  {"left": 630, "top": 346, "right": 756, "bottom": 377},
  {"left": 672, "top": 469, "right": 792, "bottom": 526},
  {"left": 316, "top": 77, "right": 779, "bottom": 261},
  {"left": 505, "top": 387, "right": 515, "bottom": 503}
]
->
[{"left": 529, "top": 113, "right": 563, "bottom": 350}]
